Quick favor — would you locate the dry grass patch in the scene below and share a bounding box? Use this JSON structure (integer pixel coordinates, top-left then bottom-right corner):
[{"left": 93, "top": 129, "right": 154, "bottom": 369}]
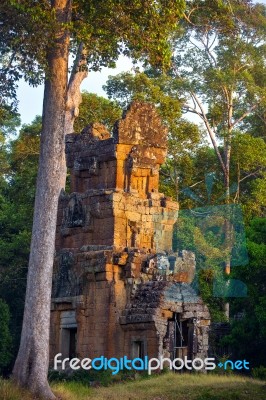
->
[
  {"left": 1, "top": 373, "right": 266, "bottom": 400},
  {"left": 80, "top": 373, "right": 266, "bottom": 400},
  {"left": 0, "top": 378, "right": 36, "bottom": 400}
]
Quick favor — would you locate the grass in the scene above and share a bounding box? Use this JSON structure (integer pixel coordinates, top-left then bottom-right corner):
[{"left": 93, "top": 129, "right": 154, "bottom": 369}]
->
[
  {"left": 0, "top": 378, "right": 35, "bottom": 400},
  {"left": 1, "top": 373, "right": 266, "bottom": 400}
]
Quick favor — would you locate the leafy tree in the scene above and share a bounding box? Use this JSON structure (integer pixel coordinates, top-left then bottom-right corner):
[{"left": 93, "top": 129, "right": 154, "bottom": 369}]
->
[
  {"left": 241, "top": 106, "right": 266, "bottom": 140},
  {"left": 0, "top": 299, "right": 12, "bottom": 374},
  {"left": 0, "top": 118, "right": 40, "bottom": 373},
  {"left": 174, "top": 132, "right": 266, "bottom": 218},
  {"left": 223, "top": 218, "right": 266, "bottom": 367},
  {"left": 0, "top": 105, "right": 20, "bottom": 137},
  {"left": 0, "top": 2, "right": 186, "bottom": 396},
  {"left": 0, "top": 106, "right": 20, "bottom": 184},
  {"left": 74, "top": 91, "right": 122, "bottom": 132},
  {"left": 230, "top": 133, "right": 266, "bottom": 218},
  {"left": 103, "top": 71, "right": 183, "bottom": 121},
  {"left": 160, "top": 120, "right": 203, "bottom": 202},
  {"left": 173, "top": 0, "right": 266, "bottom": 209},
  {"left": 0, "top": 133, "right": 8, "bottom": 183}
]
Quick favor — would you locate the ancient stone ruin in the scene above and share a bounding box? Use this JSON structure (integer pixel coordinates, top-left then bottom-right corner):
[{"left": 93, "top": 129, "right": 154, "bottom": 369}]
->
[{"left": 50, "top": 102, "right": 210, "bottom": 365}]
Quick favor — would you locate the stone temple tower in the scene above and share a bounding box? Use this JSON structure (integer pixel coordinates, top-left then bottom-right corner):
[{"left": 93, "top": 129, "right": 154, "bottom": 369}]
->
[{"left": 50, "top": 102, "right": 210, "bottom": 365}]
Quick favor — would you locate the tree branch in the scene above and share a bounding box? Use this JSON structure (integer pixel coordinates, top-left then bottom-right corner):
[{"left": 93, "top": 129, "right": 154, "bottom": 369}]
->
[
  {"left": 64, "top": 42, "right": 88, "bottom": 134},
  {"left": 190, "top": 91, "right": 227, "bottom": 176},
  {"left": 239, "top": 168, "right": 265, "bottom": 183},
  {"left": 182, "top": 7, "right": 200, "bottom": 26},
  {"left": 189, "top": 180, "right": 204, "bottom": 188},
  {"left": 231, "top": 102, "right": 261, "bottom": 129}
]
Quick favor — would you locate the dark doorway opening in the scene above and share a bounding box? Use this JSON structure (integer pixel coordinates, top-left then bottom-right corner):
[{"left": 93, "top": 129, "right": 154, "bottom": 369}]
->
[
  {"left": 131, "top": 339, "right": 146, "bottom": 361},
  {"left": 69, "top": 328, "right": 77, "bottom": 359},
  {"left": 132, "top": 340, "right": 145, "bottom": 359},
  {"left": 61, "top": 327, "right": 77, "bottom": 359}
]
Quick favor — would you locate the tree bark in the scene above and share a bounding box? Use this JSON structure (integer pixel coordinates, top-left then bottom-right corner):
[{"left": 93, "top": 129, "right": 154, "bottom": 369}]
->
[
  {"left": 224, "top": 93, "right": 233, "bottom": 276},
  {"left": 65, "top": 42, "right": 88, "bottom": 135},
  {"left": 12, "top": 1, "right": 71, "bottom": 398},
  {"left": 223, "top": 94, "right": 233, "bottom": 318},
  {"left": 224, "top": 171, "right": 231, "bottom": 275}
]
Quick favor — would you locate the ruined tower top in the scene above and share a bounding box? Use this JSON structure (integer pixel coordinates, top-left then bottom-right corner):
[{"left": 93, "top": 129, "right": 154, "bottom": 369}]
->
[
  {"left": 57, "top": 102, "right": 178, "bottom": 252},
  {"left": 113, "top": 102, "right": 168, "bottom": 148},
  {"left": 65, "top": 102, "right": 168, "bottom": 197}
]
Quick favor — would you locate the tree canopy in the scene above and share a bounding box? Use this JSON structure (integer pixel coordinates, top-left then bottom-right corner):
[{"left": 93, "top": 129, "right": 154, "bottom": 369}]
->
[{"left": 0, "top": 0, "right": 185, "bottom": 103}]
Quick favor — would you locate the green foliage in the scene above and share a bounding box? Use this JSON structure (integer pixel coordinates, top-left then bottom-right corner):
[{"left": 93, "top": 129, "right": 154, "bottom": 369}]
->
[
  {"left": 170, "top": 0, "right": 266, "bottom": 210},
  {"left": 74, "top": 92, "right": 121, "bottom": 132},
  {"left": 222, "top": 218, "right": 266, "bottom": 367},
  {"left": 160, "top": 119, "right": 203, "bottom": 202},
  {"left": 0, "top": 132, "right": 9, "bottom": 180},
  {"left": 0, "top": 106, "right": 20, "bottom": 186},
  {"left": 104, "top": 71, "right": 183, "bottom": 117},
  {"left": 252, "top": 366, "right": 266, "bottom": 381},
  {"left": 241, "top": 107, "right": 266, "bottom": 140},
  {"left": 104, "top": 71, "right": 203, "bottom": 202},
  {"left": 177, "top": 0, "right": 266, "bottom": 118},
  {"left": 49, "top": 368, "right": 113, "bottom": 386},
  {"left": 48, "top": 367, "right": 138, "bottom": 387},
  {"left": 0, "top": 299, "right": 12, "bottom": 374},
  {"left": 173, "top": 212, "right": 227, "bottom": 322},
  {"left": 230, "top": 133, "right": 266, "bottom": 218},
  {"left": 0, "top": 0, "right": 186, "bottom": 107},
  {"left": 0, "top": 195, "right": 31, "bottom": 370},
  {"left": 198, "top": 269, "right": 227, "bottom": 322},
  {"left": 2, "top": 373, "right": 266, "bottom": 400},
  {"left": 0, "top": 118, "right": 40, "bottom": 372},
  {"left": 0, "top": 106, "right": 20, "bottom": 137},
  {"left": 103, "top": 25, "right": 266, "bottom": 211}
]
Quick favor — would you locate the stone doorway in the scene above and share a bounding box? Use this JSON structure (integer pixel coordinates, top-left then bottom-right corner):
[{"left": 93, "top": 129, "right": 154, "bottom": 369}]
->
[
  {"left": 165, "top": 314, "right": 195, "bottom": 361},
  {"left": 60, "top": 311, "right": 77, "bottom": 359},
  {"left": 131, "top": 337, "right": 147, "bottom": 359}
]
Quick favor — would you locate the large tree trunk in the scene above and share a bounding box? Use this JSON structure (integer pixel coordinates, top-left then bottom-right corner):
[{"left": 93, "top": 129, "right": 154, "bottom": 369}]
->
[
  {"left": 224, "top": 103, "right": 233, "bottom": 318},
  {"left": 224, "top": 169, "right": 231, "bottom": 276},
  {"left": 12, "top": 1, "right": 71, "bottom": 398},
  {"left": 224, "top": 103, "right": 233, "bottom": 277}
]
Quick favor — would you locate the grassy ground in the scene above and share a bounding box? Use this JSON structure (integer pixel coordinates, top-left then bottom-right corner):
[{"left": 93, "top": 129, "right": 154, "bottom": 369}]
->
[{"left": 1, "top": 373, "right": 266, "bottom": 400}]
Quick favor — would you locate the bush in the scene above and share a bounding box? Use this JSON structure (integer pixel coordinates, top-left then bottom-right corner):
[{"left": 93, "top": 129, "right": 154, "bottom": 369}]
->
[
  {"left": 252, "top": 366, "right": 266, "bottom": 381},
  {"left": 48, "top": 367, "right": 148, "bottom": 387},
  {"left": 0, "top": 299, "right": 12, "bottom": 374},
  {"left": 49, "top": 368, "right": 117, "bottom": 386}
]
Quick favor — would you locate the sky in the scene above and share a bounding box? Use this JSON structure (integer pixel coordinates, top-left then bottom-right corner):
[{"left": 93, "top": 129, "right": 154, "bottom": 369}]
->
[
  {"left": 16, "top": 0, "right": 266, "bottom": 126},
  {"left": 17, "top": 56, "right": 134, "bottom": 125}
]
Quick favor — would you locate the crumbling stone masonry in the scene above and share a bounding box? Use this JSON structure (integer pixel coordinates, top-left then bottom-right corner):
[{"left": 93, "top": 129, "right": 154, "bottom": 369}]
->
[{"left": 50, "top": 102, "right": 210, "bottom": 365}]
